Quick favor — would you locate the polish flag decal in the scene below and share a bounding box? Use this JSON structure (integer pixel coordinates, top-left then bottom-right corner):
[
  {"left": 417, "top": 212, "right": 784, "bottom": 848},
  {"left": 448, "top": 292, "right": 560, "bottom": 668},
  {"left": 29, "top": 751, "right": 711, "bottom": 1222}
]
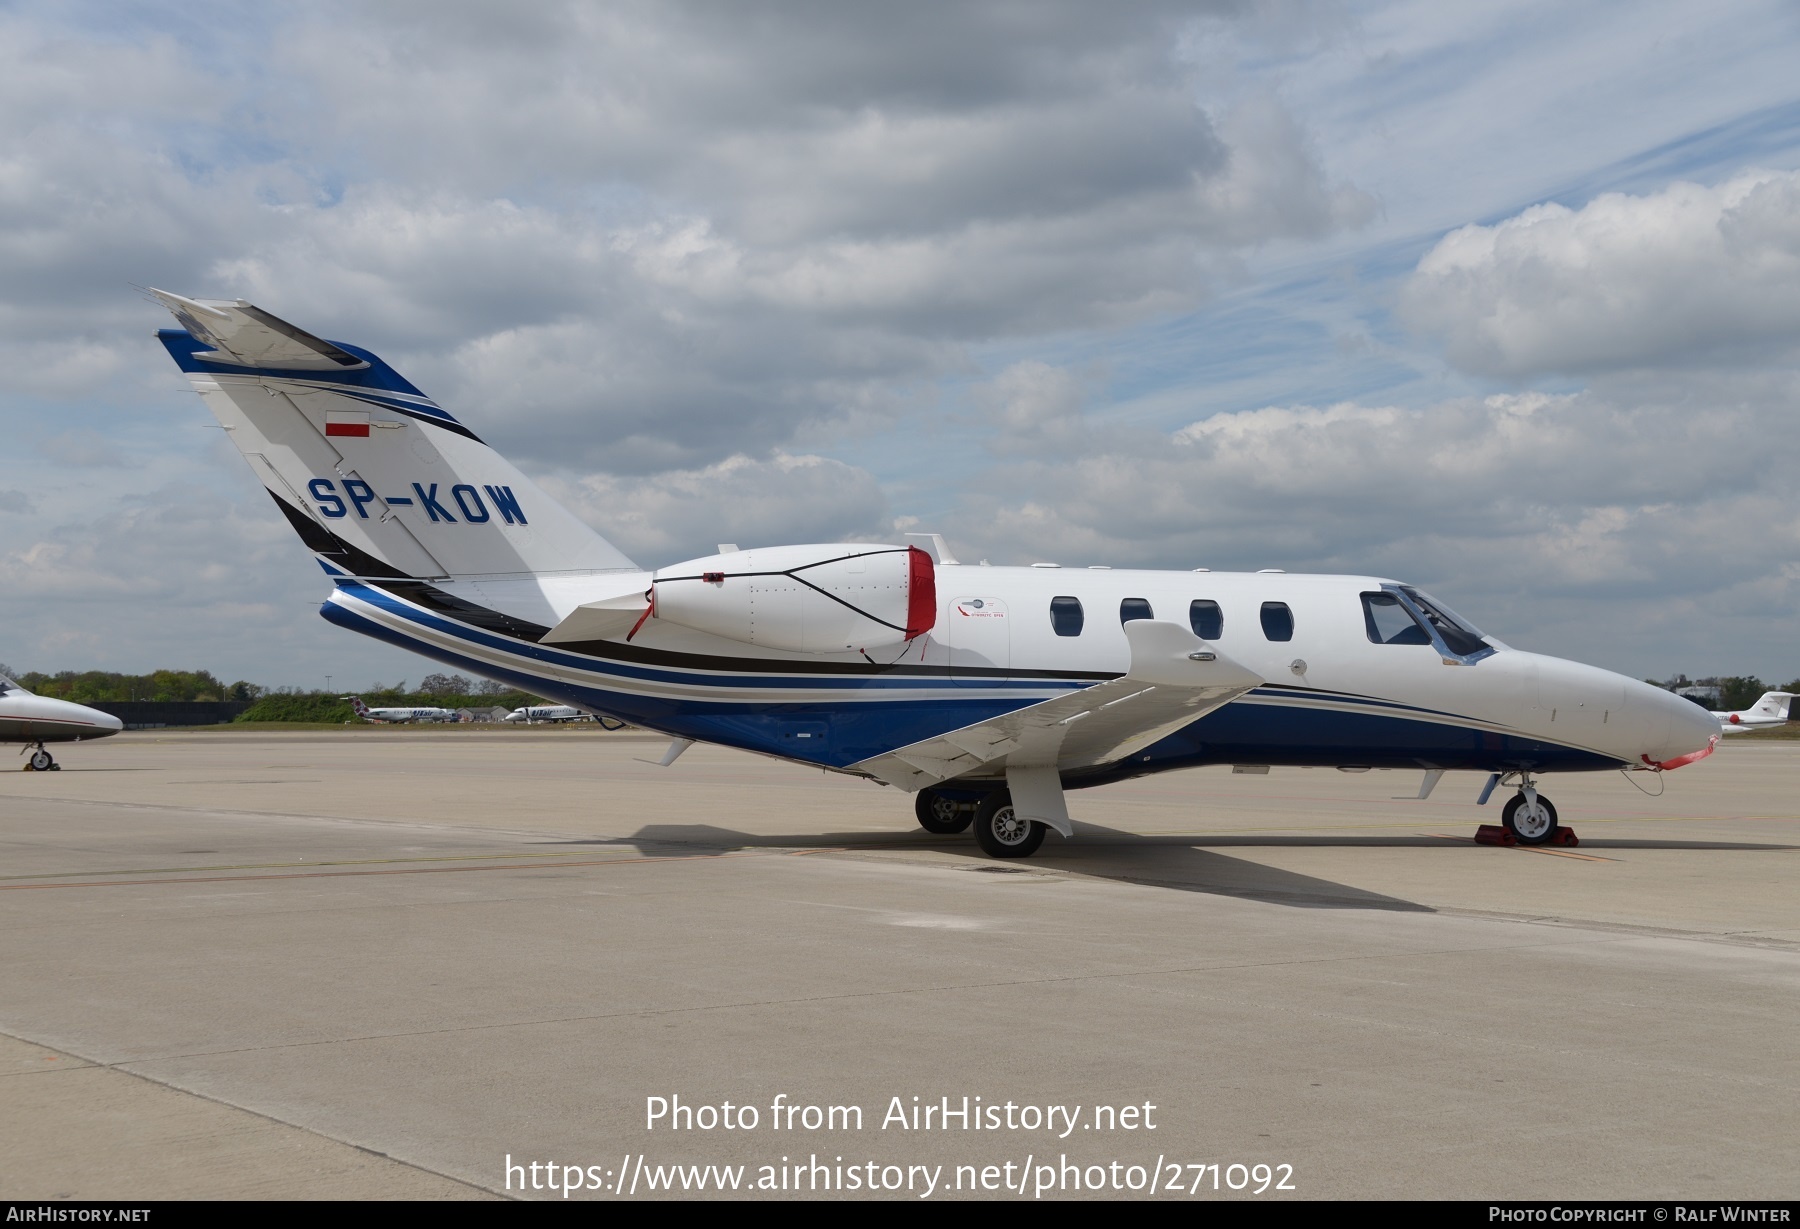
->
[{"left": 325, "top": 410, "right": 371, "bottom": 437}]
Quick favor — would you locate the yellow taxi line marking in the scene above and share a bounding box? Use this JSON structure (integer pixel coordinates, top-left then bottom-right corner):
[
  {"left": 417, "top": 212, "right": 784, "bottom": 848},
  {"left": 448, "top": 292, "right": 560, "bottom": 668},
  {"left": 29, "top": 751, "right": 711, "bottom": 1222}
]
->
[{"left": 1516, "top": 846, "right": 1618, "bottom": 862}]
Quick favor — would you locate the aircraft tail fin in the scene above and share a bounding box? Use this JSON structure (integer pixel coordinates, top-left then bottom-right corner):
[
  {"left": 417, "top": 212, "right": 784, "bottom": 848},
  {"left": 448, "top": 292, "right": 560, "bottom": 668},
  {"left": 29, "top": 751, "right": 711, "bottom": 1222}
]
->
[
  {"left": 347, "top": 696, "right": 371, "bottom": 719},
  {"left": 151, "top": 291, "right": 638, "bottom": 583},
  {"left": 1750, "top": 692, "right": 1795, "bottom": 720}
]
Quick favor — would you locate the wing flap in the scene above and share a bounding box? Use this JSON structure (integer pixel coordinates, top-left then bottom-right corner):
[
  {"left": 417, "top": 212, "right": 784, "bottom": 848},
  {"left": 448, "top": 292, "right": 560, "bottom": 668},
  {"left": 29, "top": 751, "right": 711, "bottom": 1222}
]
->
[{"left": 853, "top": 620, "right": 1263, "bottom": 790}]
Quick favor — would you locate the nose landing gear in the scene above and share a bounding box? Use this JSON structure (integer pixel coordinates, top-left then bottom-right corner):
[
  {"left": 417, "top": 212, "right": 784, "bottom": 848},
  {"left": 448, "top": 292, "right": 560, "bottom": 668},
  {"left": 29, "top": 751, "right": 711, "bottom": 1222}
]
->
[
  {"left": 1483, "top": 770, "right": 1566, "bottom": 845},
  {"left": 22, "top": 744, "right": 59, "bottom": 771},
  {"left": 1502, "top": 788, "right": 1558, "bottom": 844}
]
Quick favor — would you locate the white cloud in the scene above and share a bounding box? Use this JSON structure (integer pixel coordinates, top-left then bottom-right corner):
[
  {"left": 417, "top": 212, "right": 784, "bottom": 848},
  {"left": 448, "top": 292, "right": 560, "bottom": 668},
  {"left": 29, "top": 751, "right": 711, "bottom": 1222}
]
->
[
  {"left": 38, "top": 429, "right": 127, "bottom": 468},
  {"left": 545, "top": 451, "right": 894, "bottom": 567},
  {"left": 943, "top": 382, "right": 1800, "bottom": 673},
  {"left": 0, "top": 0, "right": 1370, "bottom": 478},
  {"left": 1401, "top": 170, "right": 1800, "bottom": 376},
  {"left": 0, "top": 475, "right": 425, "bottom": 685},
  {"left": 977, "top": 359, "right": 1092, "bottom": 455}
]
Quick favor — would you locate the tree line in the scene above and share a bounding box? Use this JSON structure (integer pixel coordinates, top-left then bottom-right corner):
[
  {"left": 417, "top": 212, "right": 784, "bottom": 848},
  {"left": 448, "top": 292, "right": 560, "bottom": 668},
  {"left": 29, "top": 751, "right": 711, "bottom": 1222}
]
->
[
  {"left": 1648, "top": 675, "right": 1800, "bottom": 712},
  {"left": 0, "top": 666, "right": 546, "bottom": 722},
  {"left": 234, "top": 674, "right": 546, "bottom": 722},
  {"left": 1, "top": 668, "right": 262, "bottom": 704}
]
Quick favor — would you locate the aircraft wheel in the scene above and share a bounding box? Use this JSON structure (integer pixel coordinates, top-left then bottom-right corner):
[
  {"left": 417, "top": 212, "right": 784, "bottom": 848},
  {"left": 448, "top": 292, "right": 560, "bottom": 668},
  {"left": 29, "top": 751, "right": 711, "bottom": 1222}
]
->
[
  {"left": 914, "top": 789, "right": 972, "bottom": 835},
  {"left": 29, "top": 750, "right": 54, "bottom": 772},
  {"left": 972, "top": 791, "right": 1044, "bottom": 859},
  {"left": 1502, "top": 792, "right": 1559, "bottom": 844}
]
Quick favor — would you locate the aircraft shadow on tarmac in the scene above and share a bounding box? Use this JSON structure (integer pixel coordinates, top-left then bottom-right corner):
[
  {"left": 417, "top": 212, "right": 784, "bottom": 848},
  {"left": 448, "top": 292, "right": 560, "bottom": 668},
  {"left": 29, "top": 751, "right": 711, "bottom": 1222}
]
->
[{"left": 534, "top": 822, "right": 1440, "bottom": 913}]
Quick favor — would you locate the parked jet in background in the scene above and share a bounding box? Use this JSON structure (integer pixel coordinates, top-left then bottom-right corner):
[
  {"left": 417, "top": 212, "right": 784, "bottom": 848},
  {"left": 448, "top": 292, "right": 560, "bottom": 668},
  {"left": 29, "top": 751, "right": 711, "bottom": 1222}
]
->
[
  {"left": 151, "top": 291, "right": 1721, "bottom": 855},
  {"left": 503, "top": 705, "right": 589, "bottom": 724},
  {"left": 347, "top": 696, "right": 456, "bottom": 724},
  {"left": 0, "top": 675, "right": 123, "bottom": 769},
  {"left": 1712, "top": 692, "right": 1794, "bottom": 733}
]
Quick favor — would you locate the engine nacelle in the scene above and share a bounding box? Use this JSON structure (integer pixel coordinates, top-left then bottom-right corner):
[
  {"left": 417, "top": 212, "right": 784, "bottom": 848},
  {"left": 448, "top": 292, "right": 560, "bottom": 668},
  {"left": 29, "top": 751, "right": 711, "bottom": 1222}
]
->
[{"left": 650, "top": 543, "right": 936, "bottom": 654}]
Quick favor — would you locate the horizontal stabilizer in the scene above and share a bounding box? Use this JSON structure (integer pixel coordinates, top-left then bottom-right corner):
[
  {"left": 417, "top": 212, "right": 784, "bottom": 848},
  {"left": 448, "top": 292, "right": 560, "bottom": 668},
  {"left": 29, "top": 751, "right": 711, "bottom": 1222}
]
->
[
  {"left": 148, "top": 289, "right": 366, "bottom": 371},
  {"left": 853, "top": 620, "right": 1263, "bottom": 791}
]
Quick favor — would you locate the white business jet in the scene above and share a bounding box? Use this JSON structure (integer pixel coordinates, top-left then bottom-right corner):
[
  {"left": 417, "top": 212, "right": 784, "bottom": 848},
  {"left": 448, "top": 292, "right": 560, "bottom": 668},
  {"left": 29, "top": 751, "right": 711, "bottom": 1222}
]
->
[
  {"left": 347, "top": 696, "right": 456, "bottom": 724},
  {"left": 1711, "top": 692, "right": 1794, "bottom": 734},
  {"left": 150, "top": 292, "right": 1720, "bottom": 854},
  {"left": 0, "top": 674, "right": 123, "bottom": 769}
]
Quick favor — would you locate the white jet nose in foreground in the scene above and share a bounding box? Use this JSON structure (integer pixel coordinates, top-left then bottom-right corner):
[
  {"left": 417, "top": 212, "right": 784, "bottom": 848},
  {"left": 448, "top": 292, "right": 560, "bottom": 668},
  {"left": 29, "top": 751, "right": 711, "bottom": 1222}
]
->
[
  {"left": 59, "top": 698, "right": 123, "bottom": 737},
  {"left": 1646, "top": 685, "right": 1724, "bottom": 767},
  {"left": 1517, "top": 654, "right": 1719, "bottom": 769}
]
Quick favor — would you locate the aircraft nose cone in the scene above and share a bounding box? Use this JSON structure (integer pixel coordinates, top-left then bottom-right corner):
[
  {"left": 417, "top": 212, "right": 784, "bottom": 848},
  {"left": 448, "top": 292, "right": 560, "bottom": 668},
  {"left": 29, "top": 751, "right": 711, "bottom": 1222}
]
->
[
  {"left": 98, "top": 709, "right": 125, "bottom": 732},
  {"left": 1657, "top": 689, "right": 1720, "bottom": 761}
]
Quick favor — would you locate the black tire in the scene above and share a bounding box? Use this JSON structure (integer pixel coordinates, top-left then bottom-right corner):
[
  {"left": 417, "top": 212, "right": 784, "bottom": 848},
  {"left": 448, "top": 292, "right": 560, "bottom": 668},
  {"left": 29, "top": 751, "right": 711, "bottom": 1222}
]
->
[
  {"left": 914, "top": 789, "right": 972, "bottom": 834},
  {"left": 972, "top": 791, "right": 1045, "bottom": 858},
  {"left": 28, "top": 750, "right": 52, "bottom": 772},
  {"left": 1502, "top": 792, "right": 1559, "bottom": 845}
]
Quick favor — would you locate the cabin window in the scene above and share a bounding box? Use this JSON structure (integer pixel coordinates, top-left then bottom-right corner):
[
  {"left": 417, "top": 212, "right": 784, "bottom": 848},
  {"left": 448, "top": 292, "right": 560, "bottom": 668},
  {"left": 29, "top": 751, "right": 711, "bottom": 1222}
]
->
[
  {"left": 1120, "top": 598, "right": 1154, "bottom": 625},
  {"left": 1259, "top": 601, "right": 1294, "bottom": 642},
  {"left": 1049, "top": 596, "right": 1084, "bottom": 637},
  {"left": 1362, "top": 591, "right": 1431, "bottom": 645},
  {"left": 1189, "top": 599, "right": 1223, "bottom": 640}
]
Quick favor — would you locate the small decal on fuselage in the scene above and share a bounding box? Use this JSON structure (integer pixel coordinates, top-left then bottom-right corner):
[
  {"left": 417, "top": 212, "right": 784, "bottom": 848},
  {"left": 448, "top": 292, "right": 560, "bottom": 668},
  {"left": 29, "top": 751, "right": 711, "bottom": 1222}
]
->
[{"left": 306, "top": 478, "right": 528, "bottom": 524}]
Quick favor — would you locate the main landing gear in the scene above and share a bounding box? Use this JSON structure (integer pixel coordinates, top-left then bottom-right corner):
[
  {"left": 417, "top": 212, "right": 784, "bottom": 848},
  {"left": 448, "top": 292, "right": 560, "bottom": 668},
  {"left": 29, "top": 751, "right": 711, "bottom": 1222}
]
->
[
  {"left": 971, "top": 791, "right": 1046, "bottom": 859},
  {"left": 914, "top": 786, "right": 1050, "bottom": 857},
  {"left": 913, "top": 788, "right": 974, "bottom": 835},
  {"left": 21, "top": 744, "right": 59, "bottom": 772}
]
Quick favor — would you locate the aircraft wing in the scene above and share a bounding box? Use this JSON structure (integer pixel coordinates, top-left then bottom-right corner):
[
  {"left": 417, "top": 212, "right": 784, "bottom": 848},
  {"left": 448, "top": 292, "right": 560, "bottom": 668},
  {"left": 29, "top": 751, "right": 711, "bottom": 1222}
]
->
[{"left": 852, "top": 620, "right": 1263, "bottom": 792}]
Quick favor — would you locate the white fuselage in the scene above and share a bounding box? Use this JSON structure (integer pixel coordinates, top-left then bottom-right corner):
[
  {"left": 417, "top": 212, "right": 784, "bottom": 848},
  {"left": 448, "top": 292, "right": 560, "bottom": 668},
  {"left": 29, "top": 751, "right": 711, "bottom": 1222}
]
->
[
  {"left": 146, "top": 294, "right": 1720, "bottom": 789},
  {"left": 503, "top": 706, "right": 586, "bottom": 723},
  {"left": 360, "top": 706, "right": 456, "bottom": 723},
  {"left": 328, "top": 564, "right": 1719, "bottom": 777}
]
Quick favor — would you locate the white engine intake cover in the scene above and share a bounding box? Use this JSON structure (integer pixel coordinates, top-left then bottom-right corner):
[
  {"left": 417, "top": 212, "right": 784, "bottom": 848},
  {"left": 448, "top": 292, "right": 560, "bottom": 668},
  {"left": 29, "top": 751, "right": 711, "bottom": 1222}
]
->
[{"left": 651, "top": 544, "right": 936, "bottom": 654}]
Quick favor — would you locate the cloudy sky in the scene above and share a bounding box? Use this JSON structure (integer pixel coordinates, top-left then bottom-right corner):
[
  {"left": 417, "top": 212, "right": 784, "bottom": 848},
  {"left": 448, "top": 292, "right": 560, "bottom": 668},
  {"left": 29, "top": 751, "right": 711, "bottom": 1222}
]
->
[{"left": 2, "top": 0, "right": 1798, "bottom": 688}]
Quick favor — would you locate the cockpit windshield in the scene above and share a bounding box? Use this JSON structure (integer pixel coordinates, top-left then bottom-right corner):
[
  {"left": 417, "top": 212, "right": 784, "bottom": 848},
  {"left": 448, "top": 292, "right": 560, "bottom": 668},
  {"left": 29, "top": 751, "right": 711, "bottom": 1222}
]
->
[
  {"left": 0, "top": 676, "right": 17, "bottom": 695},
  {"left": 1397, "top": 587, "right": 1489, "bottom": 657}
]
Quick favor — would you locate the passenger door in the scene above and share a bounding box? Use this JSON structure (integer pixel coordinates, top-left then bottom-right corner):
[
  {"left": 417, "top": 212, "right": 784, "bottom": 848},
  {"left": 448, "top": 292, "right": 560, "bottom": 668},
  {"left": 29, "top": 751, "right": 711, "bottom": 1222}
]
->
[{"left": 948, "top": 596, "right": 1011, "bottom": 686}]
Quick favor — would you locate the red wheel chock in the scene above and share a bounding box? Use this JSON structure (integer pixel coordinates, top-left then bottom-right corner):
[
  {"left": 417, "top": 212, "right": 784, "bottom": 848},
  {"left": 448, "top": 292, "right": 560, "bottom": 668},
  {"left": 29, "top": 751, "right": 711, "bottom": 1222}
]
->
[{"left": 1474, "top": 824, "right": 1579, "bottom": 848}]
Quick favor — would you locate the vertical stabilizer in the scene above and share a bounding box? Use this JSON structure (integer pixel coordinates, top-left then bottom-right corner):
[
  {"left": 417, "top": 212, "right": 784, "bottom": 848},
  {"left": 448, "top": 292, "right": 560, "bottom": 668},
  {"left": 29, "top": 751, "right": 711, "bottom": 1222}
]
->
[{"left": 151, "top": 291, "right": 636, "bottom": 581}]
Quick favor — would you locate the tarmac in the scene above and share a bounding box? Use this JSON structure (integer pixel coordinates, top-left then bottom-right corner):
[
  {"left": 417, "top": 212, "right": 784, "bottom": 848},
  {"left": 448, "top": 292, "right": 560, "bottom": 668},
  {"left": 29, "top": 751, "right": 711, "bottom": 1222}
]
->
[{"left": 0, "top": 727, "right": 1794, "bottom": 1201}]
